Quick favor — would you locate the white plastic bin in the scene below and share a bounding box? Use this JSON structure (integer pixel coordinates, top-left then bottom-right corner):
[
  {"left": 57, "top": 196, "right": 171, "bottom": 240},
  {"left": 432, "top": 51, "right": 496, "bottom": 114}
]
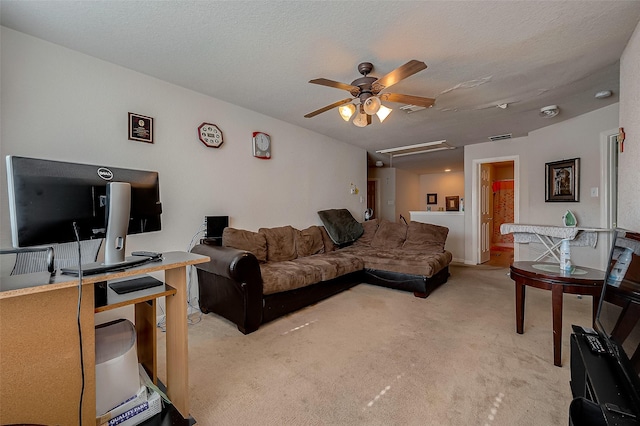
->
[{"left": 95, "top": 318, "right": 139, "bottom": 416}]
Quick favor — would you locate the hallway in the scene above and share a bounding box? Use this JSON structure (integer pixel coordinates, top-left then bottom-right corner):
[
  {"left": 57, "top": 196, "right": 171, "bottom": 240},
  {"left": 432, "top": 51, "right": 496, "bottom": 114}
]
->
[{"left": 487, "top": 245, "right": 514, "bottom": 268}]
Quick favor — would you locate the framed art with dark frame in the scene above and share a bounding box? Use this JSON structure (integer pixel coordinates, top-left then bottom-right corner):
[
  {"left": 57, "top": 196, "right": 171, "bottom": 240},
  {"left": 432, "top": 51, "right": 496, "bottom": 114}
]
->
[
  {"left": 545, "top": 158, "right": 580, "bottom": 202},
  {"left": 445, "top": 196, "right": 460, "bottom": 211},
  {"left": 128, "top": 112, "right": 154, "bottom": 143},
  {"left": 427, "top": 193, "right": 437, "bottom": 205}
]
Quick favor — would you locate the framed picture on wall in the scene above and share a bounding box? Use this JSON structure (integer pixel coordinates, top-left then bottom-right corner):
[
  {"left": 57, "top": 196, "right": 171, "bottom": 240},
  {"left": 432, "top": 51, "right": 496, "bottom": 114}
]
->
[
  {"left": 128, "top": 112, "right": 154, "bottom": 143},
  {"left": 545, "top": 158, "right": 580, "bottom": 202},
  {"left": 446, "top": 196, "right": 460, "bottom": 211},
  {"left": 427, "top": 193, "right": 437, "bottom": 205}
]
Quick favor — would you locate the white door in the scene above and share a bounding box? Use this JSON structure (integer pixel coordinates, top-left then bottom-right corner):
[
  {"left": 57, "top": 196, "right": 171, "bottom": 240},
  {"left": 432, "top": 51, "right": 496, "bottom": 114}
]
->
[{"left": 480, "top": 163, "right": 492, "bottom": 263}]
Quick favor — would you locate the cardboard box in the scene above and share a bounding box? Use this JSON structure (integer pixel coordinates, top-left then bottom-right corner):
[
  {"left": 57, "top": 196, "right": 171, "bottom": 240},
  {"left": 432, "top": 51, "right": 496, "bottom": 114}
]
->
[
  {"left": 102, "top": 390, "right": 161, "bottom": 426},
  {"left": 96, "top": 385, "right": 147, "bottom": 426}
]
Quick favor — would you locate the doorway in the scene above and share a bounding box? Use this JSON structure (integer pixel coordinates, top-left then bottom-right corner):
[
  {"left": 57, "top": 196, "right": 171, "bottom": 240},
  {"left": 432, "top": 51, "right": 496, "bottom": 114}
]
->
[
  {"left": 473, "top": 156, "right": 519, "bottom": 265},
  {"left": 367, "top": 179, "right": 379, "bottom": 220}
]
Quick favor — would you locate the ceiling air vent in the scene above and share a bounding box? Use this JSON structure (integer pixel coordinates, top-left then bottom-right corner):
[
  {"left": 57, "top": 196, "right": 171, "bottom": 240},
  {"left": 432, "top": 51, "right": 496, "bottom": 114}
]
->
[
  {"left": 488, "top": 133, "right": 512, "bottom": 142},
  {"left": 399, "top": 104, "right": 427, "bottom": 113}
]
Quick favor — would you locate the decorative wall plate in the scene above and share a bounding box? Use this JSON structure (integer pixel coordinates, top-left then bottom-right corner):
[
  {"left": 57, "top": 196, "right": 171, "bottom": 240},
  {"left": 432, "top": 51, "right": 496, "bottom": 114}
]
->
[{"left": 198, "top": 123, "right": 223, "bottom": 148}]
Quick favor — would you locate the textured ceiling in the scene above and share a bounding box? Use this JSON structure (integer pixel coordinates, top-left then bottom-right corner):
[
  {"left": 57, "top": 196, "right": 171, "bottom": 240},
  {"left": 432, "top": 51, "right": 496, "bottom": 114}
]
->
[{"left": 2, "top": 1, "right": 639, "bottom": 174}]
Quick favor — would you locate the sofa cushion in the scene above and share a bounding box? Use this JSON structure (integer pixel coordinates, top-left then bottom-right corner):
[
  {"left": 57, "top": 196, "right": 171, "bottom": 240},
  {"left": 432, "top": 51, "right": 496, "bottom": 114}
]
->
[
  {"left": 317, "top": 208, "right": 364, "bottom": 245},
  {"left": 293, "top": 251, "right": 364, "bottom": 281},
  {"left": 222, "top": 228, "right": 268, "bottom": 262},
  {"left": 259, "top": 225, "right": 297, "bottom": 262},
  {"left": 259, "top": 260, "right": 324, "bottom": 295},
  {"left": 319, "top": 226, "right": 337, "bottom": 252},
  {"left": 402, "top": 221, "right": 449, "bottom": 252},
  {"left": 295, "top": 225, "right": 324, "bottom": 257},
  {"left": 344, "top": 245, "right": 452, "bottom": 277},
  {"left": 353, "top": 218, "right": 379, "bottom": 247},
  {"left": 370, "top": 219, "right": 407, "bottom": 249}
]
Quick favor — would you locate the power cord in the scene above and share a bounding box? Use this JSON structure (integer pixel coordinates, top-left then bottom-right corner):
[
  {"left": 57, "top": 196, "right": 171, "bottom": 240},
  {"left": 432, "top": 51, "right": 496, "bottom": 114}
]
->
[
  {"left": 72, "top": 222, "right": 85, "bottom": 426},
  {"left": 155, "top": 222, "right": 206, "bottom": 331},
  {"left": 186, "top": 223, "right": 206, "bottom": 325}
]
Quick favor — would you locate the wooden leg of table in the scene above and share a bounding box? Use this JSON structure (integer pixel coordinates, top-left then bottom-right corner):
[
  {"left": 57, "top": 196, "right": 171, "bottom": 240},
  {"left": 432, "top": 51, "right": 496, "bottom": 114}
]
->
[
  {"left": 136, "top": 299, "right": 157, "bottom": 384},
  {"left": 165, "top": 266, "right": 190, "bottom": 418},
  {"left": 515, "top": 281, "right": 526, "bottom": 334},
  {"left": 552, "top": 285, "right": 563, "bottom": 367}
]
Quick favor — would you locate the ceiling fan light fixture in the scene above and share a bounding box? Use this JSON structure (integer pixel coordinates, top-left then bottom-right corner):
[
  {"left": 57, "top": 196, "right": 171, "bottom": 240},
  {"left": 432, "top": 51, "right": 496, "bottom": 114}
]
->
[
  {"left": 338, "top": 103, "right": 356, "bottom": 121},
  {"left": 376, "top": 105, "right": 392, "bottom": 122},
  {"left": 353, "top": 112, "right": 369, "bottom": 127},
  {"left": 363, "top": 96, "right": 381, "bottom": 115}
]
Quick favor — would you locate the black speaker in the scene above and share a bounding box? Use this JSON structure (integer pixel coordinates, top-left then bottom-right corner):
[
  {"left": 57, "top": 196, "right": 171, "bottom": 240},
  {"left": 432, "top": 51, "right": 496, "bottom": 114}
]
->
[{"left": 206, "top": 216, "right": 229, "bottom": 238}]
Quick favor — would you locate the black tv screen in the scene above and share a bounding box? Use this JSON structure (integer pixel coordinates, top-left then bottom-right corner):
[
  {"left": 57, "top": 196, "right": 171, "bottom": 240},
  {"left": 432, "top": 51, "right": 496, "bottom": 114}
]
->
[{"left": 6, "top": 156, "right": 162, "bottom": 248}]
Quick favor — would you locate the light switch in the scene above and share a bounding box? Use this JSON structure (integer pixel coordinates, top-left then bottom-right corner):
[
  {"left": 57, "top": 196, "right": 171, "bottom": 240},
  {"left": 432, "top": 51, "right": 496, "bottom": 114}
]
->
[{"left": 590, "top": 187, "right": 599, "bottom": 197}]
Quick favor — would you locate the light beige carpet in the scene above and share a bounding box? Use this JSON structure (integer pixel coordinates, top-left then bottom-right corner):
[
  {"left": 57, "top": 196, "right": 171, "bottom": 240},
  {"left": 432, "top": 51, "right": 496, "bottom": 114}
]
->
[{"left": 157, "top": 263, "right": 592, "bottom": 425}]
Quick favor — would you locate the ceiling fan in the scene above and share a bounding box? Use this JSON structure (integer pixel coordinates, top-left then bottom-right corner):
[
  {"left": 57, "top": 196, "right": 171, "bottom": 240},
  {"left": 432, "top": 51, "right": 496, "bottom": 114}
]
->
[{"left": 304, "top": 60, "right": 435, "bottom": 127}]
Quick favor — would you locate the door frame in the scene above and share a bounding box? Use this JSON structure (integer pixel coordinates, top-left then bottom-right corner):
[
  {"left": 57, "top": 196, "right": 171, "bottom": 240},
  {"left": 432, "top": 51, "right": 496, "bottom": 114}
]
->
[
  {"left": 472, "top": 155, "right": 520, "bottom": 264},
  {"left": 598, "top": 128, "right": 619, "bottom": 263}
]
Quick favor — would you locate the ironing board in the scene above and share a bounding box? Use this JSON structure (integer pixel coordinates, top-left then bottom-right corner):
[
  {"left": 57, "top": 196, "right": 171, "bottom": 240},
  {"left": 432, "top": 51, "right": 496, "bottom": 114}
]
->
[{"left": 500, "top": 223, "right": 609, "bottom": 262}]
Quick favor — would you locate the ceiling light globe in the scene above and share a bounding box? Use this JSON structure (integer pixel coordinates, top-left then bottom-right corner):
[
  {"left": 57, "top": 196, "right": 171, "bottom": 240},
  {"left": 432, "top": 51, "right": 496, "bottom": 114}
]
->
[
  {"left": 376, "top": 105, "right": 392, "bottom": 123},
  {"left": 363, "top": 96, "right": 381, "bottom": 115},
  {"left": 338, "top": 104, "right": 356, "bottom": 121},
  {"left": 353, "top": 112, "right": 369, "bottom": 128}
]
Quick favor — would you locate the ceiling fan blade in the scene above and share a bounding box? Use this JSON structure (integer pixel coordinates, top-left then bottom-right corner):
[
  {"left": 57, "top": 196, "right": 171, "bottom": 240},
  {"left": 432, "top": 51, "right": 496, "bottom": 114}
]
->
[
  {"left": 372, "top": 60, "right": 427, "bottom": 92},
  {"left": 309, "top": 78, "right": 360, "bottom": 94},
  {"left": 380, "top": 93, "right": 435, "bottom": 108},
  {"left": 304, "top": 98, "right": 354, "bottom": 118}
]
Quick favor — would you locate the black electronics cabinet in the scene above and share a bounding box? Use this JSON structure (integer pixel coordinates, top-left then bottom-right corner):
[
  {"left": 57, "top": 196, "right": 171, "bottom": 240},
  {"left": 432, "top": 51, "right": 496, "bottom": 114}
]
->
[{"left": 570, "top": 326, "right": 639, "bottom": 425}]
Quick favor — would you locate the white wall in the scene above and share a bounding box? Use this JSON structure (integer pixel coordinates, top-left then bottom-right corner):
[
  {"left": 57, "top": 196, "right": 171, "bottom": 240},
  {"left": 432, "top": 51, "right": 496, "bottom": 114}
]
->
[
  {"left": 418, "top": 172, "right": 465, "bottom": 211},
  {"left": 0, "top": 28, "right": 367, "bottom": 275},
  {"left": 464, "top": 103, "right": 619, "bottom": 269},
  {"left": 619, "top": 20, "right": 640, "bottom": 231},
  {"left": 395, "top": 168, "right": 421, "bottom": 223}
]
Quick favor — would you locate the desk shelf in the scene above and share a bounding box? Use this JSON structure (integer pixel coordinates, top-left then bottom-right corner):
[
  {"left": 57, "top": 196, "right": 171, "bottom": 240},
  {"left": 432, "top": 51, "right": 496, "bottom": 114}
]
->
[{"left": 95, "top": 282, "right": 176, "bottom": 313}]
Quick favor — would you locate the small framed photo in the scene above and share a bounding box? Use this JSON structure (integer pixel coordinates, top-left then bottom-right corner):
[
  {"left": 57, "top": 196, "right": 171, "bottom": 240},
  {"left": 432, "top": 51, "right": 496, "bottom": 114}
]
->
[
  {"left": 545, "top": 158, "right": 580, "bottom": 202},
  {"left": 427, "top": 193, "right": 438, "bottom": 205},
  {"left": 446, "top": 196, "right": 460, "bottom": 211},
  {"left": 128, "top": 112, "right": 153, "bottom": 143}
]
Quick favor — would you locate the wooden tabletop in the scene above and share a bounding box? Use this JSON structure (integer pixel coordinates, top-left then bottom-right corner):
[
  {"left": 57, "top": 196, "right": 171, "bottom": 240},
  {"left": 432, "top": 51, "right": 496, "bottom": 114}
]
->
[
  {"left": 0, "top": 251, "right": 209, "bottom": 299},
  {"left": 510, "top": 261, "right": 605, "bottom": 284}
]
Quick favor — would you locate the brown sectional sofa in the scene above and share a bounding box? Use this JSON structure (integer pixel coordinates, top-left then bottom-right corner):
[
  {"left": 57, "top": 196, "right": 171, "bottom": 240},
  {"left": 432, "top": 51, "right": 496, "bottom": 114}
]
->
[{"left": 191, "top": 218, "right": 453, "bottom": 334}]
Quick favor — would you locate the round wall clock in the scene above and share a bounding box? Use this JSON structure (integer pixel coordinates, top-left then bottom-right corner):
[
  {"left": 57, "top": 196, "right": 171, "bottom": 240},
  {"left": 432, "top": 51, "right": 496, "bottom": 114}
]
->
[
  {"left": 198, "top": 123, "right": 224, "bottom": 148},
  {"left": 252, "top": 132, "right": 271, "bottom": 159}
]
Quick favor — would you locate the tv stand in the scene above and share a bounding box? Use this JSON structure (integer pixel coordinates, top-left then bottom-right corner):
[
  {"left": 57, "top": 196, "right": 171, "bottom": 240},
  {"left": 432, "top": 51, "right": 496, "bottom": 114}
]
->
[{"left": 570, "top": 325, "right": 640, "bottom": 425}]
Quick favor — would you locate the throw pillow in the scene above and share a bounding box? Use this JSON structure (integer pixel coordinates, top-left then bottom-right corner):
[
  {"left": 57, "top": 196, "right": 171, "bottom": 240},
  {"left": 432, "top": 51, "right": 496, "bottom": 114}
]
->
[
  {"left": 259, "top": 226, "right": 298, "bottom": 262},
  {"left": 370, "top": 219, "right": 408, "bottom": 249},
  {"left": 295, "top": 225, "right": 324, "bottom": 257},
  {"left": 402, "top": 221, "right": 449, "bottom": 252},
  {"left": 319, "top": 226, "right": 337, "bottom": 252},
  {"left": 222, "top": 228, "right": 268, "bottom": 262},
  {"left": 353, "top": 218, "right": 379, "bottom": 247},
  {"left": 317, "top": 208, "right": 364, "bottom": 245}
]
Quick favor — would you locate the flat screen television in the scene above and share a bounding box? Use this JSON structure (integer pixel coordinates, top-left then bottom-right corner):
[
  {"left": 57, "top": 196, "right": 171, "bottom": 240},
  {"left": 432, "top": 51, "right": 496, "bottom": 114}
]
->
[
  {"left": 6, "top": 155, "right": 162, "bottom": 273},
  {"left": 594, "top": 227, "right": 640, "bottom": 412}
]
